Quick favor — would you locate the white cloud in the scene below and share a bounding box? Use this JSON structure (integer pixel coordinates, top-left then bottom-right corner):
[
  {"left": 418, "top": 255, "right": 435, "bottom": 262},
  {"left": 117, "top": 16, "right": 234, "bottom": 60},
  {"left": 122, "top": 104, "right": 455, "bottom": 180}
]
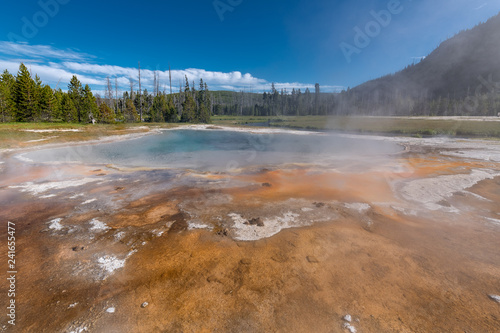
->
[
  {"left": 0, "top": 59, "right": 102, "bottom": 87},
  {"left": 0, "top": 41, "right": 94, "bottom": 62},
  {"left": 0, "top": 60, "right": 19, "bottom": 74},
  {"left": 62, "top": 62, "right": 268, "bottom": 88},
  {"left": 62, "top": 62, "right": 137, "bottom": 77},
  {"left": 0, "top": 42, "right": 344, "bottom": 93}
]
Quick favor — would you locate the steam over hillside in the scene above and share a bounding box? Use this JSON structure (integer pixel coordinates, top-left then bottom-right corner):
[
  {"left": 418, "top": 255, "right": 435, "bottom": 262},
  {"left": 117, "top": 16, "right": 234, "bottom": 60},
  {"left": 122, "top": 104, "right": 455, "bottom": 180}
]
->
[{"left": 341, "top": 13, "right": 500, "bottom": 116}]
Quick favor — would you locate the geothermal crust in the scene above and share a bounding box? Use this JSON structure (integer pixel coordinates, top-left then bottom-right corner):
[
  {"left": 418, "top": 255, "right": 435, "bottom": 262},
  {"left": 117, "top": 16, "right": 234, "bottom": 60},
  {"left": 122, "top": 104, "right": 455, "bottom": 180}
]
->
[{"left": 1, "top": 128, "right": 499, "bottom": 332}]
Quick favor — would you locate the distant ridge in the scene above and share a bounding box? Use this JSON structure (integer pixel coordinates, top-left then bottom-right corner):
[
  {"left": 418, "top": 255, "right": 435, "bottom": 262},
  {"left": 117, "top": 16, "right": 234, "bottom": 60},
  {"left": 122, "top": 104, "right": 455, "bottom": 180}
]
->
[{"left": 343, "top": 12, "right": 500, "bottom": 116}]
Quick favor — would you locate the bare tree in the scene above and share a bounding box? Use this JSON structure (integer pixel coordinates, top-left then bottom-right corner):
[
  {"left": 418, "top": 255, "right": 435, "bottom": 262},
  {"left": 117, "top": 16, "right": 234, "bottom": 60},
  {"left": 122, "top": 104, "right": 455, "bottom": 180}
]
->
[
  {"left": 178, "top": 81, "right": 183, "bottom": 117},
  {"left": 155, "top": 70, "right": 160, "bottom": 96},
  {"left": 129, "top": 78, "right": 135, "bottom": 100},
  {"left": 153, "top": 70, "right": 157, "bottom": 97},
  {"left": 240, "top": 90, "right": 243, "bottom": 116},
  {"left": 169, "top": 64, "right": 172, "bottom": 95},
  {"left": 138, "top": 61, "right": 142, "bottom": 121},
  {"left": 105, "top": 76, "right": 113, "bottom": 109},
  {"left": 115, "top": 77, "right": 119, "bottom": 115}
]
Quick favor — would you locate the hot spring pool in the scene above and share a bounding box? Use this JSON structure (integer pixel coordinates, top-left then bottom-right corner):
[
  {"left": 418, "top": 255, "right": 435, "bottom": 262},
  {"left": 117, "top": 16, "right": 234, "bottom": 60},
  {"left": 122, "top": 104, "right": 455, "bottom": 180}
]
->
[{"left": 18, "top": 128, "right": 403, "bottom": 171}]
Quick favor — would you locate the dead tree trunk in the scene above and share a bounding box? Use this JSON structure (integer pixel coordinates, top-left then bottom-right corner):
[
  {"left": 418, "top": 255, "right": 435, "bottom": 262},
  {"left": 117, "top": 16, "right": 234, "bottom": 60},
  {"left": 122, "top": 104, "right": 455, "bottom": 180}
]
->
[
  {"left": 138, "top": 61, "right": 142, "bottom": 121},
  {"left": 169, "top": 64, "right": 173, "bottom": 95}
]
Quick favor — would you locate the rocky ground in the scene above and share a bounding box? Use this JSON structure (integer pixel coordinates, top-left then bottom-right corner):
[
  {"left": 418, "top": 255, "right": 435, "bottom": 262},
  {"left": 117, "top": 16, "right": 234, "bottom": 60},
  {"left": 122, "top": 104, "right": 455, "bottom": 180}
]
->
[{"left": 0, "top": 130, "right": 499, "bottom": 332}]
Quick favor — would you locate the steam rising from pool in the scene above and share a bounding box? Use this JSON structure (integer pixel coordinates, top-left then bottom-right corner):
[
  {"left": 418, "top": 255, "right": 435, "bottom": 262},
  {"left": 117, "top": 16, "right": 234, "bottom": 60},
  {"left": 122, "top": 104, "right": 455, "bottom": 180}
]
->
[{"left": 18, "top": 129, "right": 403, "bottom": 171}]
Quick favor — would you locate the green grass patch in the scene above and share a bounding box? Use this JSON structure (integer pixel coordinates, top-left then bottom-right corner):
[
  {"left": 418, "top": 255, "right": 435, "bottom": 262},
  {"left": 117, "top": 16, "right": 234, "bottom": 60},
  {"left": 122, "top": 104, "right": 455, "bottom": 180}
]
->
[
  {"left": 0, "top": 122, "right": 180, "bottom": 150},
  {"left": 212, "top": 116, "right": 500, "bottom": 138}
]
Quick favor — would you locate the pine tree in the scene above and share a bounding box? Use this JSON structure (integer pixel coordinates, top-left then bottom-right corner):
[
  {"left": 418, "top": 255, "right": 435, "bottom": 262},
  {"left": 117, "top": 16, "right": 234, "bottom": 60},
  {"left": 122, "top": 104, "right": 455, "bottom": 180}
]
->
[
  {"left": 12, "top": 63, "right": 36, "bottom": 122},
  {"left": 181, "top": 94, "right": 196, "bottom": 122},
  {"left": 32, "top": 75, "right": 43, "bottom": 121},
  {"left": 39, "top": 85, "right": 54, "bottom": 121},
  {"left": 165, "top": 95, "right": 177, "bottom": 122},
  {"left": 82, "top": 85, "right": 98, "bottom": 123},
  {"left": 123, "top": 99, "right": 139, "bottom": 122},
  {"left": 181, "top": 77, "right": 196, "bottom": 122},
  {"left": 60, "top": 93, "right": 77, "bottom": 122},
  {"left": 52, "top": 89, "right": 64, "bottom": 121},
  {"left": 68, "top": 75, "right": 84, "bottom": 122},
  {"left": 142, "top": 89, "right": 153, "bottom": 121},
  {"left": 0, "top": 70, "right": 15, "bottom": 122},
  {"left": 196, "top": 79, "right": 204, "bottom": 122},
  {"left": 98, "top": 103, "right": 115, "bottom": 123},
  {"left": 196, "top": 79, "right": 210, "bottom": 123},
  {"left": 151, "top": 94, "right": 166, "bottom": 123}
]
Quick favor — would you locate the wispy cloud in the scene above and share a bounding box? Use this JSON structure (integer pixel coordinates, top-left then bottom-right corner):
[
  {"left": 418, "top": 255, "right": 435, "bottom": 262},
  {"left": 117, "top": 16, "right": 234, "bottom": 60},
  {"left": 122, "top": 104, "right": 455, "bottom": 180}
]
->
[
  {"left": 0, "top": 41, "right": 94, "bottom": 62},
  {"left": 474, "top": 3, "right": 487, "bottom": 10},
  {"left": 0, "top": 42, "right": 344, "bottom": 93}
]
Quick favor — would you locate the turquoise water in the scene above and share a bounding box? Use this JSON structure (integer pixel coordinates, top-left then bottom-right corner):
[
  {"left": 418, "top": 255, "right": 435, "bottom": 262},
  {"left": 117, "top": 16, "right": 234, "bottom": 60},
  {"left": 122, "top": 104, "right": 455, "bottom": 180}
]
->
[{"left": 20, "top": 129, "right": 402, "bottom": 171}]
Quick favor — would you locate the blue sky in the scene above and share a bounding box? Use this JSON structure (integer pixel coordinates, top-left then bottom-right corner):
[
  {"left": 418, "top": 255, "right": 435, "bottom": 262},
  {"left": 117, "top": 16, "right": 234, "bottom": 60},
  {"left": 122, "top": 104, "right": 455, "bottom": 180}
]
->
[{"left": 0, "top": 0, "right": 499, "bottom": 94}]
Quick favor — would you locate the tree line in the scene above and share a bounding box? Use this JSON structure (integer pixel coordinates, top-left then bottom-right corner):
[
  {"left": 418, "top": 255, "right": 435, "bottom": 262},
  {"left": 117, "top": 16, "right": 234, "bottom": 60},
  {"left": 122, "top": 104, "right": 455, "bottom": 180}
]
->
[
  {"left": 0, "top": 63, "right": 212, "bottom": 123},
  {"left": 211, "top": 83, "right": 337, "bottom": 117},
  {"left": 334, "top": 83, "right": 500, "bottom": 117},
  {"left": 2, "top": 62, "right": 499, "bottom": 124},
  {"left": 210, "top": 80, "right": 500, "bottom": 117}
]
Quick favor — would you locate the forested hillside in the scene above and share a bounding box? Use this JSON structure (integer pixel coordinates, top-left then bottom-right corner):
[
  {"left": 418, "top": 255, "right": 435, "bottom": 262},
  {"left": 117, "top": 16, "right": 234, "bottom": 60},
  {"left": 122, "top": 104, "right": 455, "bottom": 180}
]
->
[
  {"left": 213, "top": 13, "right": 500, "bottom": 117},
  {"left": 343, "top": 12, "right": 500, "bottom": 116}
]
